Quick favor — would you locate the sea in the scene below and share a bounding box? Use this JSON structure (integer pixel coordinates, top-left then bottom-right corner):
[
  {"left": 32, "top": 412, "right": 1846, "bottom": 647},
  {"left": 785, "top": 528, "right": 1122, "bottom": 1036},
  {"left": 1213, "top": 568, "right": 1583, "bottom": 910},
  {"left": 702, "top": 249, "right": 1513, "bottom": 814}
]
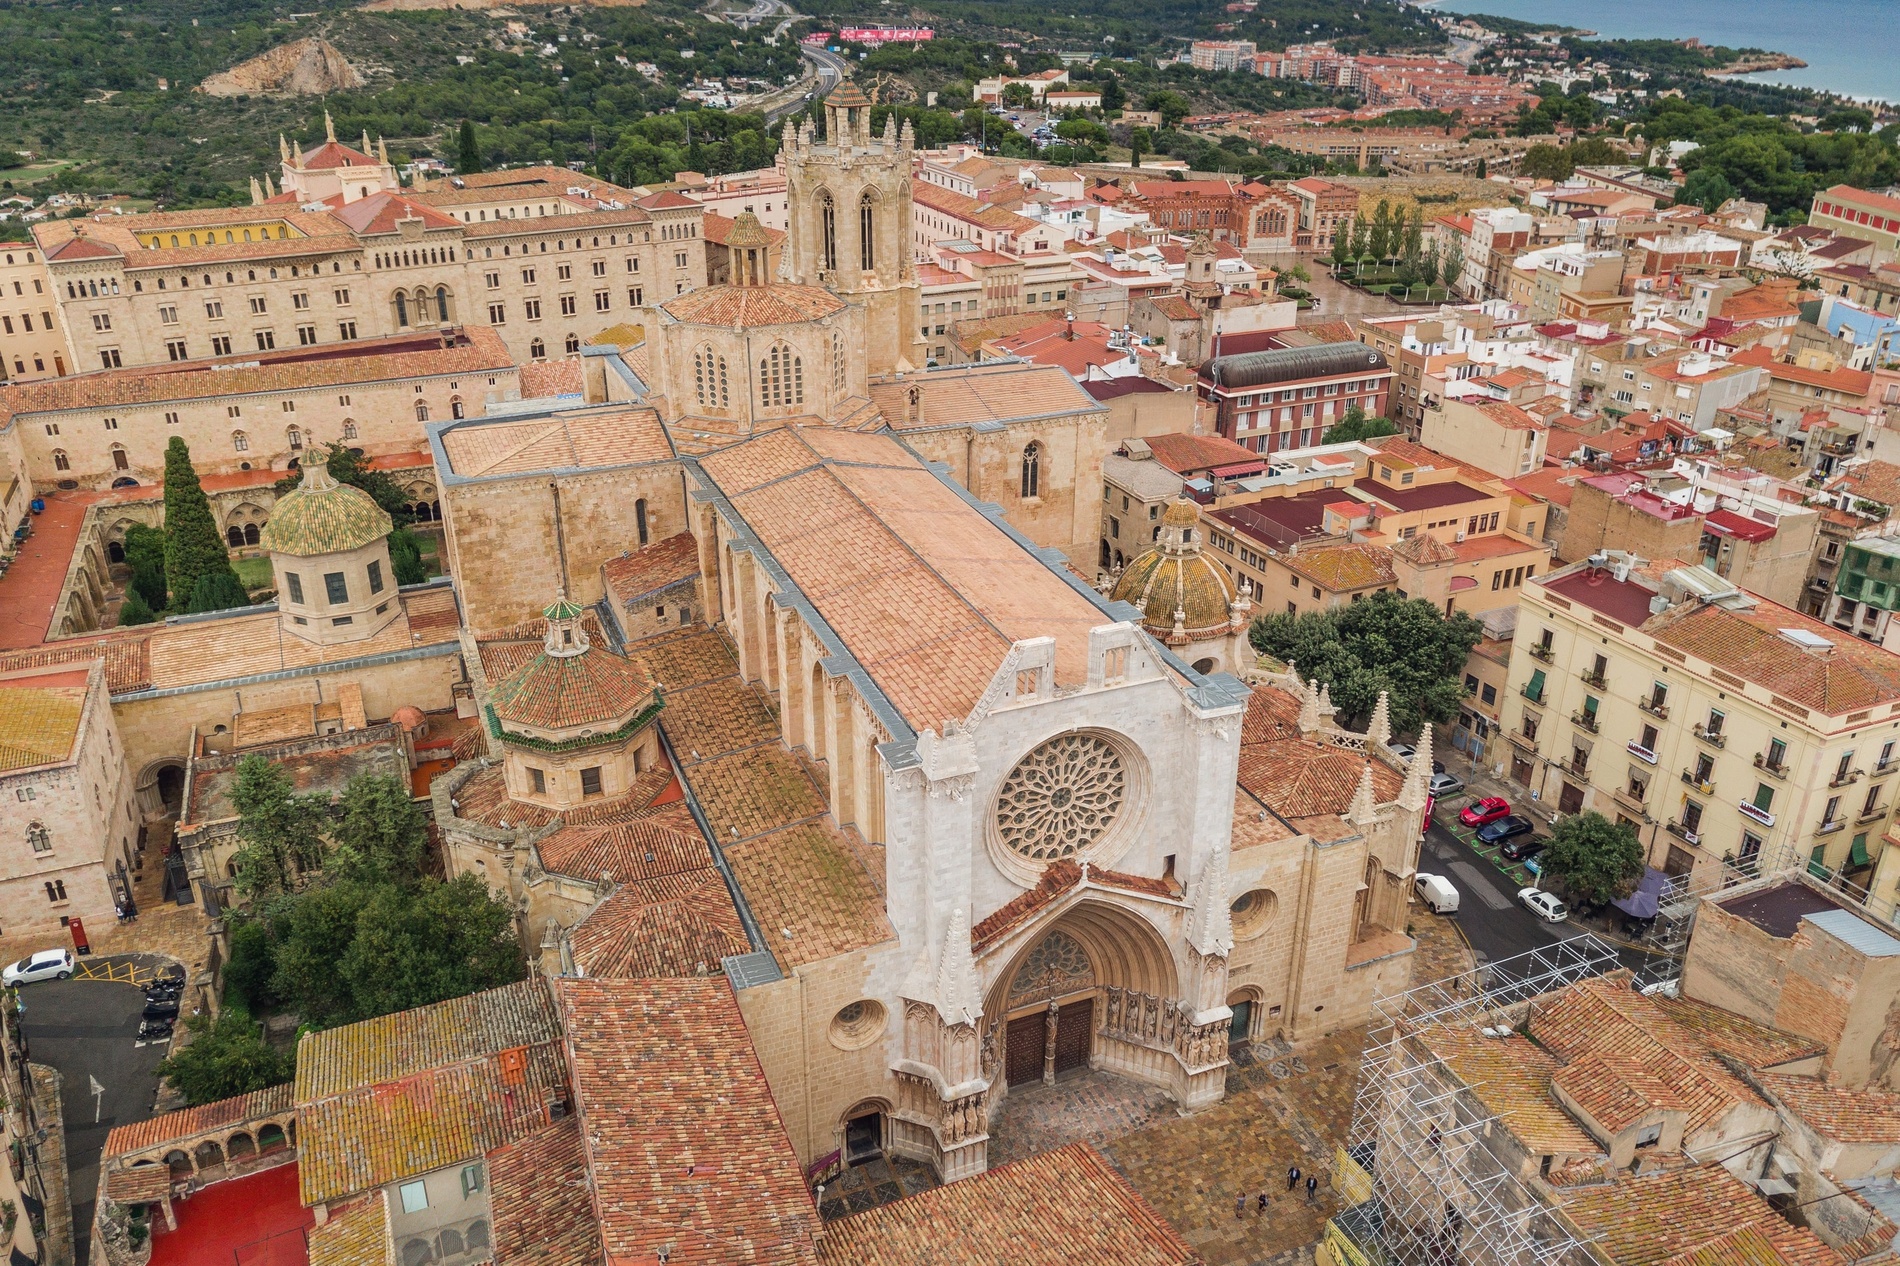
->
[{"left": 1425, "top": 0, "right": 1899, "bottom": 103}]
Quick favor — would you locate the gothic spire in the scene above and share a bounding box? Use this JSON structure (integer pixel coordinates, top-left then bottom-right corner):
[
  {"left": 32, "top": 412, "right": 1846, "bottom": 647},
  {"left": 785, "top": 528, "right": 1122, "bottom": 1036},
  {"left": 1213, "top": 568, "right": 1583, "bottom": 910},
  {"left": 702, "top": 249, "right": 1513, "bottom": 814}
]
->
[
  {"left": 1187, "top": 854, "right": 1232, "bottom": 958},
  {"left": 1367, "top": 690, "right": 1391, "bottom": 750},
  {"left": 1347, "top": 761, "right": 1380, "bottom": 826},
  {"left": 1399, "top": 725, "right": 1434, "bottom": 812},
  {"left": 935, "top": 907, "right": 980, "bottom": 1027}
]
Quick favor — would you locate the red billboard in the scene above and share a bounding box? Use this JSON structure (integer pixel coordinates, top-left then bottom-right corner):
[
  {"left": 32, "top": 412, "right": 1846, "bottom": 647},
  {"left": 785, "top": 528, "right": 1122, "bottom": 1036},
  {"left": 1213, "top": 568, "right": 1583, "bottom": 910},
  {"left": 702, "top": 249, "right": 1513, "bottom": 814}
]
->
[{"left": 839, "top": 26, "right": 934, "bottom": 44}]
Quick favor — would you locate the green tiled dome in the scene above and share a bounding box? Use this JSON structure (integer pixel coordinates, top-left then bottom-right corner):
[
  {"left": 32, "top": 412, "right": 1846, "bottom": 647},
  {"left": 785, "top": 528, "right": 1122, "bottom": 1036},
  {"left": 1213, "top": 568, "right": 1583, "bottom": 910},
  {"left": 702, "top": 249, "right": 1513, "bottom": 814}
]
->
[{"left": 260, "top": 464, "right": 393, "bottom": 557}]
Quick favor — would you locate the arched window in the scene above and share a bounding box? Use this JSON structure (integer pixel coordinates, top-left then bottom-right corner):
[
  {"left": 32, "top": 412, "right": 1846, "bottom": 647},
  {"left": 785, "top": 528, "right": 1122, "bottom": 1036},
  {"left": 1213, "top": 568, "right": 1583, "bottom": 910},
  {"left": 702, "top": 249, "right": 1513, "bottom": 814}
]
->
[
  {"left": 758, "top": 343, "right": 804, "bottom": 408},
  {"left": 450, "top": 397, "right": 465, "bottom": 420},
  {"left": 244, "top": 523, "right": 260, "bottom": 546},
  {"left": 435, "top": 286, "right": 451, "bottom": 321},
  {"left": 693, "top": 347, "right": 710, "bottom": 408},
  {"left": 716, "top": 354, "right": 729, "bottom": 408},
  {"left": 415, "top": 401, "right": 430, "bottom": 423},
  {"left": 52, "top": 450, "right": 69, "bottom": 471},
  {"left": 227, "top": 525, "right": 244, "bottom": 547},
  {"left": 819, "top": 191, "right": 837, "bottom": 273},
  {"left": 1021, "top": 441, "right": 1041, "bottom": 499},
  {"left": 859, "top": 191, "right": 876, "bottom": 272},
  {"left": 286, "top": 427, "right": 303, "bottom": 451},
  {"left": 636, "top": 498, "right": 649, "bottom": 546},
  {"left": 25, "top": 823, "right": 50, "bottom": 854},
  {"left": 232, "top": 431, "right": 249, "bottom": 452},
  {"left": 341, "top": 419, "right": 357, "bottom": 440},
  {"left": 110, "top": 444, "right": 129, "bottom": 471},
  {"left": 565, "top": 334, "right": 580, "bottom": 354},
  {"left": 832, "top": 333, "right": 846, "bottom": 397},
  {"left": 394, "top": 292, "right": 409, "bottom": 327},
  {"left": 529, "top": 338, "right": 546, "bottom": 360}
]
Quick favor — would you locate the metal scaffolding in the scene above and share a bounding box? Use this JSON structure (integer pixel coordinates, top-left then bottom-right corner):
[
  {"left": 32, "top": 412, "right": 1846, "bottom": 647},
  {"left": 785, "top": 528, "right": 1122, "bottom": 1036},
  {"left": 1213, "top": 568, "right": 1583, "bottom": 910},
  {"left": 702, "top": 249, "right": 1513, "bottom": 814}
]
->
[{"left": 1330, "top": 935, "right": 1623, "bottom": 1266}]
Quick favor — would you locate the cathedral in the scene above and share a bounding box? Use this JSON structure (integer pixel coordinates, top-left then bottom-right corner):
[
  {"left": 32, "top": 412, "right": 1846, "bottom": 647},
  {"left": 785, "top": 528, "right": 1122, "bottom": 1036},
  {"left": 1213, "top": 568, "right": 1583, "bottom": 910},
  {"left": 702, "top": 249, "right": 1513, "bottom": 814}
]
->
[{"left": 425, "top": 84, "right": 1432, "bottom": 1182}]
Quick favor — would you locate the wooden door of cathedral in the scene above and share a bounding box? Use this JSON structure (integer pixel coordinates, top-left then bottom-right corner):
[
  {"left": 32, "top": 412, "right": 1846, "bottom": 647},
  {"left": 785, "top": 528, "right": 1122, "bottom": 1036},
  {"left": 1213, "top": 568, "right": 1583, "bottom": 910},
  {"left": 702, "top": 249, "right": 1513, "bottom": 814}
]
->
[
  {"left": 1053, "top": 1000, "right": 1093, "bottom": 1076},
  {"left": 1005, "top": 1014, "right": 1045, "bottom": 1087}
]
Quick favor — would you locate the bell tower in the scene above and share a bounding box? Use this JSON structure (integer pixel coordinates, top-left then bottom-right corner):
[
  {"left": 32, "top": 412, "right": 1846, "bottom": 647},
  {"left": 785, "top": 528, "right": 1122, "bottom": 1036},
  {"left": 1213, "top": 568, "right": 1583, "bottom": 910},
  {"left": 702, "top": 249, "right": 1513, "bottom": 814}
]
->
[{"left": 782, "top": 81, "right": 923, "bottom": 376}]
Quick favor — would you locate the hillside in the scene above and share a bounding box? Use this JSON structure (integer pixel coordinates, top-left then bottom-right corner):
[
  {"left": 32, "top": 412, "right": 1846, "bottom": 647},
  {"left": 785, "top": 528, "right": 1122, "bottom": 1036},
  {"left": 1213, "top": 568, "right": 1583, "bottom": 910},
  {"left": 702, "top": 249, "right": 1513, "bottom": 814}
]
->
[{"left": 199, "top": 37, "right": 365, "bottom": 97}]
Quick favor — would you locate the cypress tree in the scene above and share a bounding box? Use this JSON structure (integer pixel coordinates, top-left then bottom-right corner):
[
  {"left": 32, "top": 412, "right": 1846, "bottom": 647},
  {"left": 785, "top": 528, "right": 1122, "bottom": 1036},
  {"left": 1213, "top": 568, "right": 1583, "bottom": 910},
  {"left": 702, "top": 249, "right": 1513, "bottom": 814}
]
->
[
  {"left": 123, "top": 522, "right": 168, "bottom": 610},
  {"left": 187, "top": 570, "right": 254, "bottom": 615},
  {"left": 456, "top": 120, "right": 482, "bottom": 174},
  {"left": 118, "top": 589, "right": 157, "bottom": 627},
  {"left": 162, "top": 437, "right": 240, "bottom": 613}
]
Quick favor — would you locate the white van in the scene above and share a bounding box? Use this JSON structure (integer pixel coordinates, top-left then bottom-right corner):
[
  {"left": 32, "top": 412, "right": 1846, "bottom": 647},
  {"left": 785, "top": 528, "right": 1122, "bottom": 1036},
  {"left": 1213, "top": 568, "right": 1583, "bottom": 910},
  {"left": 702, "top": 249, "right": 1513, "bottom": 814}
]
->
[{"left": 1414, "top": 873, "right": 1460, "bottom": 915}]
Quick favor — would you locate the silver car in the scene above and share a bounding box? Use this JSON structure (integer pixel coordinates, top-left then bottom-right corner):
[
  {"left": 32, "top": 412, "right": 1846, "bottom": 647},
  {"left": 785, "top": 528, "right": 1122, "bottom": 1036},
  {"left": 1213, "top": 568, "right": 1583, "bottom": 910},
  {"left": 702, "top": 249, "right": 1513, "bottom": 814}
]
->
[{"left": 1517, "top": 888, "right": 1568, "bottom": 922}]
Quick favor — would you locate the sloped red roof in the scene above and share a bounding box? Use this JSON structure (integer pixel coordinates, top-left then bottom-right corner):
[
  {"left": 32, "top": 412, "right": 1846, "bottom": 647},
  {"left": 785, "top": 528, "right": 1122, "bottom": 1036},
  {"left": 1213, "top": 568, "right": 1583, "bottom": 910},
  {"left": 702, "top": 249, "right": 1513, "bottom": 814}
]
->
[{"left": 299, "top": 140, "right": 378, "bottom": 171}]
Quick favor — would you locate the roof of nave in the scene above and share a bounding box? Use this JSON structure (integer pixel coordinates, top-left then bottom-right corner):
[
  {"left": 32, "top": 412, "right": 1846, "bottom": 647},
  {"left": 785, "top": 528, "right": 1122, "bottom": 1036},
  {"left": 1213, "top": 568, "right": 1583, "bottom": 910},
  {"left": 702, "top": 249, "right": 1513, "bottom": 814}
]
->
[
  {"left": 432, "top": 403, "right": 676, "bottom": 482},
  {"left": 693, "top": 426, "right": 1113, "bottom": 734},
  {"left": 660, "top": 281, "right": 846, "bottom": 328}
]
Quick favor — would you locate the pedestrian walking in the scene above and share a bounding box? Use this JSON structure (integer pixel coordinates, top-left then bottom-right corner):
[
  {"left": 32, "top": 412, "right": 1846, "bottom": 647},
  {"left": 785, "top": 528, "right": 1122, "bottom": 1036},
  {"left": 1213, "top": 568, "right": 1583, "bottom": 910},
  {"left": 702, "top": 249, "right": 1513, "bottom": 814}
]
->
[
  {"left": 1256, "top": 1191, "right": 1269, "bottom": 1215},
  {"left": 1305, "top": 1175, "right": 1319, "bottom": 1204},
  {"left": 1235, "top": 1194, "right": 1246, "bottom": 1220},
  {"left": 1286, "top": 1164, "right": 1301, "bottom": 1191}
]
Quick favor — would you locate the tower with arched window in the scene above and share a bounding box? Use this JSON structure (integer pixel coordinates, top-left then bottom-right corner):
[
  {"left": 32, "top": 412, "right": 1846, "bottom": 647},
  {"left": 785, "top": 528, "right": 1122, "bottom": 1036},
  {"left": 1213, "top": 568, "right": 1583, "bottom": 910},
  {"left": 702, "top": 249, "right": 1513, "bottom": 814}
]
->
[{"left": 781, "top": 81, "right": 922, "bottom": 377}]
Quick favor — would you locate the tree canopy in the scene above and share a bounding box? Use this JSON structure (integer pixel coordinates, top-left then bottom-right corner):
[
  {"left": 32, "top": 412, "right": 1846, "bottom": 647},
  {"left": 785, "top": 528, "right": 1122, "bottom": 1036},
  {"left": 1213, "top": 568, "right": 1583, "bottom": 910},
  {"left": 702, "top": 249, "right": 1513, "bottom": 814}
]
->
[
  {"left": 154, "top": 1010, "right": 293, "bottom": 1107},
  {"left": 161, "top": 437, "right": 243, "bottom": 615},
  {"left": 229, "top": 756, "right": 330, "bottom": 900},
  {"left": 1249, "top": 592, "right": 1483, "bottom": 737},
  {"left": 1540, "top": 810, "right": 1644, "bottom": 904},
  {"left": 1321, "top": 406, "right": 1399, "bottom": 444}
]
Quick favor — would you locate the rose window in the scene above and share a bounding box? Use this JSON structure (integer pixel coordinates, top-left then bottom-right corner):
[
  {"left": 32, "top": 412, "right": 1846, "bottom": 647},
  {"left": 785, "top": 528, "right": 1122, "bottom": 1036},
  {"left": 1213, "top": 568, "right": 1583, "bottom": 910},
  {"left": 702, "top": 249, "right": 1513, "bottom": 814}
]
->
[{"left": 994, "top": 734, "right": 1128, "bottom": 862}]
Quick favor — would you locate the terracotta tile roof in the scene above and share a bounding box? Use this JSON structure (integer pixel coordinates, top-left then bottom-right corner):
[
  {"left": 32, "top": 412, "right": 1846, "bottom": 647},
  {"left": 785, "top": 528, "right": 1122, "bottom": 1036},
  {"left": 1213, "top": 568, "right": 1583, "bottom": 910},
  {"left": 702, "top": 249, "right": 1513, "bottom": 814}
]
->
[
  {"left": 1557, "top": 1165, "right": 1845, "bottom": 1266},
  {"left": 1391, "top": 532, "right": 1459, "bottom": 566},
  {"left": 602, "top": 532, "right": 700, "bottom": 606},
  {"left": 329, "top": 192, "right": 461, "bottom": 235},
  {"left": 1732, "top": 346, "right": 1873, "bottom": 397},
  {"left": 487, "top": 1118, "right": 599, "bottom": 1266},
  {"left": 726, "top": 822, "right": 890, "bottom": 968},
  {"left": 487, "top": 639, "right": 657, "bottom": 733},
  {"left": 517, "top": 356, "right": 587, "bottom": 398},
  {"left": 299, "top": 139, "right": 377, "bottom": 170},
  {"left": 1410, "top": 1024, "right": 1599, "bottom": 1156},
  {"left": 461, "top": 204, "right": 656, "bottom": 238},
  {"left": 697, "top": 428, "right": 1108, "bottom": 731},
  {"left": 1553, "top": 1052, "right": 1680, "bottom": 1132},
  {"left": 1658, "top": 1225, "right": 1810, "bottom": 1266},
  {"left": 970, "top": 858, "right": 1177, "bottom": 954},
  {"left": 661, "top": 282, "right": 845, "bottom": 328},
  {"left": 1645, "top": 596, "right": 1900, "bottom": 716},
  {"left": 306, "top": 1194, "right": 388, "bottom": 1266},
  {"left": 437, "top": 405, "right": 675, "bottom": 478},
  {"left": 1284, "top": 542, "right": 1396, "bottom": 591},
  {"left": 1505, "top": 466, "right": 1578, "bottom": 509},
  {"left": 1653, "top": 995, "right": 1825, "bottom": 1069},
  {"left": 1140, "top": 432, "right": 1260, "bottom": 476},
  {"left": 0, "top": 637, "right": 150, "bottom": 693},
  {"left": 567, "top": 869, "right": 751, "bottom": 977},
  {"left": 103, "top": 1084, "right": 295, "bottom": 1159},
  {"left": 295, "top": 978, "right": 560, "bottom": 1101},
  {"left": 1238, "top": 741, "right": 1398, "bottom": 821},
  {"left": 1147, "top": 294, "right": 1203, "bottom": 322},
  {"left": 258, "top": 467, "right": 393, "bottom": 557},
  {"left": 103, "top": 1165, "right": 174, "bottom": 1204},
  {"left": 911, "top": 178, "right": 1039, "bottom": 234},
  {"left": 41, "top": 231, "right": 122, "bottom": 261},
  {"left": 555, "top": 977, "right": 821, "bottom": 1264},
  {"left": 1825, "top": 460, "right": 1900, "bottom": 509},
  {"left": 537, "top": 817, "right": 705, "bottom": 883},
  {"left": 1527, "top": 975, "right": 1761, "bottom": 1133},
  {"left": 1757, "top": 1074, "right": 1900, "bottom": 1143},
  {"left": 867, "top": 362, "right": 1100, "bottom": 432},
  {"left": 817, "top": 1142, "right": 1198, "bottom": 1266},
  {"left": 0, "top": 680, "right": 84, "bottom": 771}
]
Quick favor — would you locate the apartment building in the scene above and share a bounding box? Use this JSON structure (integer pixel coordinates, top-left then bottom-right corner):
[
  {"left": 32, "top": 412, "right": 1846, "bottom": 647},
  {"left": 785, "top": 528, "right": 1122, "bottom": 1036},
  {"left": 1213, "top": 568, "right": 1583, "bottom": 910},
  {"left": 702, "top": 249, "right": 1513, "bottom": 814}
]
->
[
  {"left": 1463, "top": 207, "right": 1535, "bottom": 301},
  {"left": 1189, "top": 39, "right": 1258, "bottom": 71},
  {"left": 1419, "top": 397, "right": 1548, "bottom": 480},
  {"left": 1808, "top": 184, "right": 1900, "bottom": 260},
  {"left": 0, "top": 242, "right": 69, "bottom": 382},
  {"left": 1197, "top": 342, "right": 1393, "bottom": 453},
  {"left": 1500, "top": 553, "right": 1900, "bottom": 890}
]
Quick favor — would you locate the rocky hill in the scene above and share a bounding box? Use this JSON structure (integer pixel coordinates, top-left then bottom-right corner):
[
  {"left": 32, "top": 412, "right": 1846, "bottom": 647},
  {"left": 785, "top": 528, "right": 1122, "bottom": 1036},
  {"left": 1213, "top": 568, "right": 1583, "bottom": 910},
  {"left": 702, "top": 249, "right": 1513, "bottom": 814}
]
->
[{"left": 198, "top": 38, "right": 366, "bottom": 98}]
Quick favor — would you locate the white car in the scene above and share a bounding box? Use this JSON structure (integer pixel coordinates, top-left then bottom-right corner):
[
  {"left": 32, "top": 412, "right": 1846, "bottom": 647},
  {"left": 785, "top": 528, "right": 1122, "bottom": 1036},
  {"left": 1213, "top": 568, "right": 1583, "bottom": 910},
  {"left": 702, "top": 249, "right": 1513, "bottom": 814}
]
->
[
  {"left": 1517, "top": 888, "right": 1568, "bottom": 923},
  {"left": 2, "top": 949, "right": 73, "bottom": 987}
]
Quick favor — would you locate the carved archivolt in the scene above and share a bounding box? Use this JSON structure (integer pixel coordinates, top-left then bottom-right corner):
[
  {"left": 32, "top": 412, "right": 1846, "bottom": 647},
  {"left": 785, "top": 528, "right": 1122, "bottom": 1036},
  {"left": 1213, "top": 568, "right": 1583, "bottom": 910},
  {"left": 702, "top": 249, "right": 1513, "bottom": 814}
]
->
[
  {"left": 994, "top": 734, "right": 1127, "bottom": 863},
  {"left": 1007, "top": 929, "right": 1095, "bottom": 1005}
]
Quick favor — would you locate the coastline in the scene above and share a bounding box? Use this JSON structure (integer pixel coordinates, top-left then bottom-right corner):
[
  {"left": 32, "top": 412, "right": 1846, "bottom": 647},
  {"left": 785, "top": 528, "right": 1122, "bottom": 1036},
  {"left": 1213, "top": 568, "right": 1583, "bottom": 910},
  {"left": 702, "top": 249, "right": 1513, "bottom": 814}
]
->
[{"left": 1708, "top": 53, "right": 1809, "bottom": 78}]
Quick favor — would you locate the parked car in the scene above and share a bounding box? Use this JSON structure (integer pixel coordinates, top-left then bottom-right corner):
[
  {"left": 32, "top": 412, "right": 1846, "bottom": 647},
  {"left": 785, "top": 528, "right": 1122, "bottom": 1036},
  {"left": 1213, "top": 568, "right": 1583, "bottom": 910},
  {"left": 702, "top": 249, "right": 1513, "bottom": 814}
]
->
[
  {"left": 1459, "top": 797, "right": 1511, "bottom": 827},
  {"left": 1414, "top": 873, "right": 1460, "bottom": 914},
  {"left": 1518, "top": 888, "right": 1568, "bottom": 922},
  {"left": 1475, "top": 815, "right": 1534, "bottom": 846},
  {"left": 1499, "top": 832, "right": 1546, "bottom": 861},
  {"left": 2, "top": 949, "right": 72, "bottom": 987},
  {"left": 1428, "top": 772, "right": 1465, "bottom": 798},
  {"left": 1389, "top": 742, "right": 1445, "bottom": 774}
]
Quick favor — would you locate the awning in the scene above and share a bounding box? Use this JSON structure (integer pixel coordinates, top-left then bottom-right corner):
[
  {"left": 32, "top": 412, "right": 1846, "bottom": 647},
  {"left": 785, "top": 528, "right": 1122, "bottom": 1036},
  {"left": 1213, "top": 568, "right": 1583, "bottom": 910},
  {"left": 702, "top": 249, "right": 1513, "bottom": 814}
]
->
[
  {"left": 1850, "top": 835, "right": 1872, "bottom": 868},
  {"left": 1703, "top": 508, "right": 1776, "bottom": 543},
  {"left": 1613, "top": 867, "right": 1668, "bottom": 919},
  {"left": 1209, "top": 461, "right": 1267, "bottom": 479},
  {"left": 1753, "top": 1177, "right": 1796, "bottom": 1197}
]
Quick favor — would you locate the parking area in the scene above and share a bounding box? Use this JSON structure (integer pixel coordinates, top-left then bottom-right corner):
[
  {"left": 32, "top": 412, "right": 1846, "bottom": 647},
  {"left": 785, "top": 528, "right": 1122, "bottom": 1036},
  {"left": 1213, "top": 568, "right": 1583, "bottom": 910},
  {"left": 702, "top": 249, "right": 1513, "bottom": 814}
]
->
[{"left": 17, "top": 959, "right": 172, "bottom": 1264}]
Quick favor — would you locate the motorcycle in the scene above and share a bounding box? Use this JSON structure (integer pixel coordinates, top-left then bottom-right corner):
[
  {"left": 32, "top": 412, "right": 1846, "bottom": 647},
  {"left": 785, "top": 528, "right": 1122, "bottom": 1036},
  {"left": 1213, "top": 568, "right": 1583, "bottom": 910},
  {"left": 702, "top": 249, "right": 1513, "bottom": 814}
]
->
[
  {"left": 136, "top": 1018, "right": 174, "bottom": 1042},
  {"left": 141, "top": 998, "right": 180, "bottom": 1022}
]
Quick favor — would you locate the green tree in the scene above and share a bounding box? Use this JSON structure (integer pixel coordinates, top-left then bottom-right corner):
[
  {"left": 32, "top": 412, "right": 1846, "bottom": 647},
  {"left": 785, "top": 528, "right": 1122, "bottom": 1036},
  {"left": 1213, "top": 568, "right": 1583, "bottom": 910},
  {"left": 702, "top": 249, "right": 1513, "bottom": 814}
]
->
[
  {"left": 1678, "top": 167, "right": 1735, "bottom": 213},
  {"left": 334, "top": 875, "right": 526, "bottom": 1022},
  {"left": 1520, "top": 142, "right": 1573, "bottom": 181},
  {"left": 117, "top": 589, "right": 158, "bottom": 627},
  {"left": 1146, "top": 90, "right": 1190, "bottom": 132},
  {"left": 230, "top": 756, "right": 329, "bottom": 900},
  {"left": 388, "top": 527, "right": 428, "bottom": 586},
  {"left": 1248, "top": 592, "right": 1483, "bottom": 737},
  {"left": 278, "top": 443, "right": 413, "bottom": 528},
  {"left": 1129, "top": 127, "right": 1151, "bottom": 168},
  {"left": 332, "top": 774, "right": 429, "bottom": 886},
  {"left": 1055, "top": 118, "right": 1109, "bottom": 147},
  {"left": 161, "top": 438, "right": 240, "bottom": 616},
  {"left": 1540, "top": 811, "right": 1644, "bottom": 904},
  {"left": 269, "top": 880, "right": 372, "bottom": 1026},
  {"left": 223, "top": 917, "right": 279, "bottom": 1012},
  {"left": 155, "top": 1010, "right": 293, "bottom": 1107},
  {"left": 1475, "top": 156, "right": 1488, "bottom": 179},
  {"left": 123, "top": 522, "right": 168, "bottom": 610},
  {"left": 1329, "top": 225, "right": 1355, "bottom": 272},
  {"left": 1000, "top": 82, "right": 1034, "bottom": 109},
  {"left": 1322, "top": 406, "right": 1400, "bottom": 443},
  {"left": 1099, "top": 71, "right": 1125, "bottom": 113},
  {"left": 186, "top": 569, "right": 253, "bottom": 615},
  {"left": 456, "top": 119, "right": 483, "bottom": 174},
  {"left": 1444, "top": 244, "right": 1466, "bottom": 295},
  {"left": 1367, "top": 199, "right": 1394, "bottom": 262}
]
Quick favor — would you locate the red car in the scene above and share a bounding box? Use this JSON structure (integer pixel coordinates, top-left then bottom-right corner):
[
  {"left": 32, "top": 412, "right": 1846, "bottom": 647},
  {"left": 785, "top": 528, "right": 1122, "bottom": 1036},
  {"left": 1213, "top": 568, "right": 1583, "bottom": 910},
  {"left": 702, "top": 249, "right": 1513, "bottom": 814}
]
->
[{"left": 1459, "top": 797, "right": 1511, "bottom": 827}]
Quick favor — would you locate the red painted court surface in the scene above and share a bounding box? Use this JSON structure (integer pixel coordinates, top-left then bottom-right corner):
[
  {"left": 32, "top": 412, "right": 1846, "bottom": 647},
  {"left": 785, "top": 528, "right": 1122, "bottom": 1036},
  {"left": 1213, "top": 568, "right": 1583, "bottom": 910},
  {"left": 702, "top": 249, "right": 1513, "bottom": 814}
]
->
[{"left": 147, "top": 1162, "right": 312, "bottom": 1266}]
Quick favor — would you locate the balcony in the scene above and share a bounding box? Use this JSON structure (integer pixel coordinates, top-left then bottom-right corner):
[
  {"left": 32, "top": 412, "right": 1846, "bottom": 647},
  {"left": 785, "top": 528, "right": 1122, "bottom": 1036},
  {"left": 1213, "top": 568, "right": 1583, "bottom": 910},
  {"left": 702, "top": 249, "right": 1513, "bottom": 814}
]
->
[
  {"left": 1520, "top": 685, "right": 1546, "bottom": 705},
  {"left": 1528, "top": 644, "right": 1556, "bottom": 664},
  {"left": 1858, "top": 804, "right": 1888, "bottom": 825},
  {"left": 1637, "top": 698, "right": 1670, "bottom": 720},
  {"left": 1612, "top": 784, "right": 1649, "bottom": 813},
  {"left": 1571, "top": 711, "right": 1600, "bottom": 734},
  {"left": 1666, "top": 819, "right": 1703, "bottom": 846},
  {"left": 1692, "top": 724, "right": 1727, "bottom": 749},
  {"left": 1508, "top": 729, "right": 1540, "bottom": 752},
  {"left": 1754, "top": 754, "right": 1788, "bottom": 780},
  {"left": 1816, "top": 818, "right": 1847, "bottom": 836},
  {"left": 1680, "top": 770, "right": 1715, "bottom": 795},
  {"left": 1580, "top": 670, "right": 1608, "bottom": 689},
  {"left": 1564, "top": 757, "right": 1591, "bottom": 779},
  {"left": 1829, "top": 769, "right": 1863, "bottom": 789},
  {"left": 1876, "top": 757, "right": 1898, "bottom": 777}
]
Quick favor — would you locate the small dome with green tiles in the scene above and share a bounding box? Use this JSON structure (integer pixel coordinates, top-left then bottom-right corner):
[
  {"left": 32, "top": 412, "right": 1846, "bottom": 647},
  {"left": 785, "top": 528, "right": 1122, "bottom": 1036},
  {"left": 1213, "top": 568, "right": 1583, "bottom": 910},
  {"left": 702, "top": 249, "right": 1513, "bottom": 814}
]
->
[{"left": 260, "top": 464, "right": 393, "bottom": 557}]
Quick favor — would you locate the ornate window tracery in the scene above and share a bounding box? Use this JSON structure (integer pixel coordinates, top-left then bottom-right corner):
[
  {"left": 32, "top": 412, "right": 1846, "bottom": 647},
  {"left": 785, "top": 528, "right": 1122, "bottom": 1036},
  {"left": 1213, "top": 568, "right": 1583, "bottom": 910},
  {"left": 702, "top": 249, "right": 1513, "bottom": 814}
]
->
[
  {"left": 759, "top": 343, "right": 804, "bottom": 408},
  {"left": 1021, "top": 441, "right": 1041, "bottom": 499},
  {"left": 1008, "top": 929, "right": 1094, "bottom": 1004},
  {"left": 994, "top": 733, "right": 1127, "bottom": 863}
]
